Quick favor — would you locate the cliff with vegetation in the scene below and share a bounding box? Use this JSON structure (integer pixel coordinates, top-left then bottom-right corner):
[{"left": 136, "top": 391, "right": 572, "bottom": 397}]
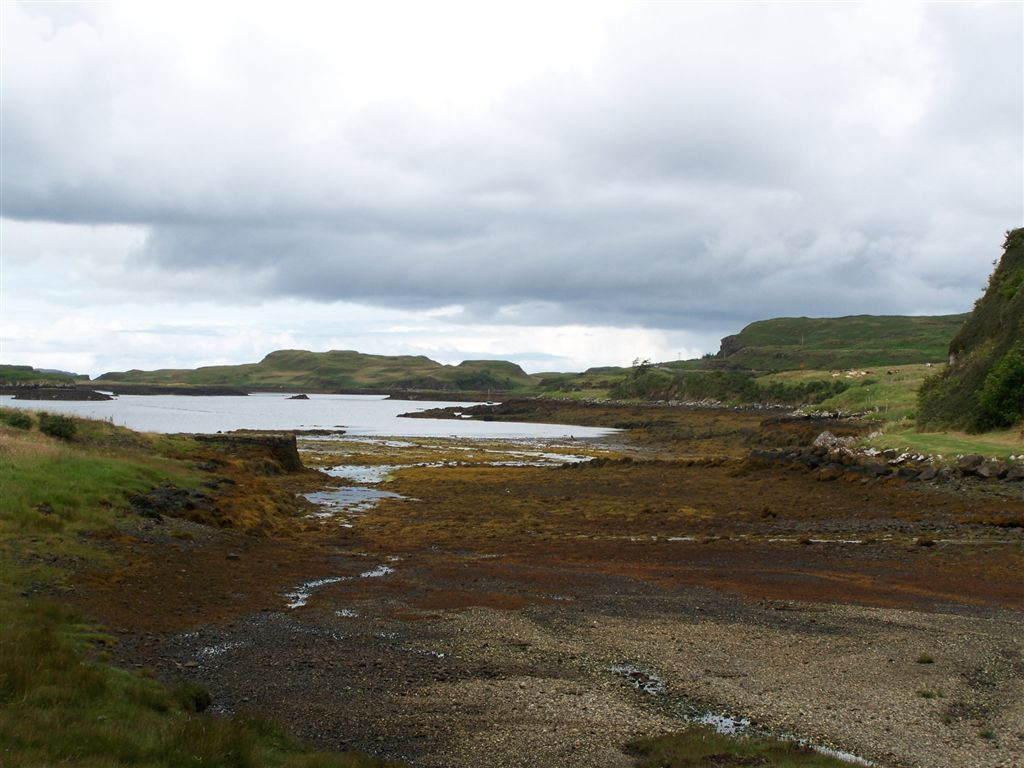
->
[{"left": 918, "top": 229, "right": 1024, "bottom": 432}]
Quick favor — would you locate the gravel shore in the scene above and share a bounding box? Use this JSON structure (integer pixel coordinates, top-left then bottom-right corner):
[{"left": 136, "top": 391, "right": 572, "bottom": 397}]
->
[{"left": 130, "top": 553, "right": 1024, "bottom": 768}]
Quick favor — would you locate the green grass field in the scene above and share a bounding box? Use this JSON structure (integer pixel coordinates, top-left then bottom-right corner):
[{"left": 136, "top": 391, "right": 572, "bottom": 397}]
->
[
  {"left": 763, "top": 364, "right": 934, "bottom": 421},
  {"left": 762, "top": 365, "right": 1023, "bottom": 457},
  {"left": 864, "top": 423, "right": 1023, "bottom": 459}
]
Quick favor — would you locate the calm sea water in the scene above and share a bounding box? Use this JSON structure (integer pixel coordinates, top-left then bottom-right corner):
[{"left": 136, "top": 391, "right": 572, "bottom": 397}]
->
[{"left": 0, "top": 393, "right": 614, "bottom": 439}]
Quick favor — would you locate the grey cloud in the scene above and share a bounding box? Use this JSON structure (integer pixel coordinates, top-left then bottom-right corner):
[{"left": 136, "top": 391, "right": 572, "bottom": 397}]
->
[{"left": 2, "top": 1, "right": 1021, "bottom": 337}]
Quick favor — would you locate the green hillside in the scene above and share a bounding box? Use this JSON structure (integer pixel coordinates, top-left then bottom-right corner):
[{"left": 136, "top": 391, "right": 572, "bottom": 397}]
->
[
  {"left": 709, "top": 314, "right": 968, "bottom": 372},
  {"left": 97, "top": 350, "right": 533, "bottom": 393},
  {"left": 0, "top": 365, "right": 78, "bottom": 386},
  {"left": 94, "top": 313, "right": 971, "bottom": 401},
  {"left": 918, "top": 229, "right": 1024, "bottom": 432}
]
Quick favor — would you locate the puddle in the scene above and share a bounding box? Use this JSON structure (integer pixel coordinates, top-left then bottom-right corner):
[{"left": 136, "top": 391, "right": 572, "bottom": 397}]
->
[
  {"left": 325, "top": 464, "right": 402, "bottom": 483},
  {"left": 304, "top": 486, "right": 405, "bottom": 518},
  {"left": 809, "top": 745, "right": 873, "bottom": 766},
  {"left": 360, "top": 564, "right": 396, "bottom": 578},
  {"left": 285, "top": 576, "right": 348, "bottom": 608},
  {"left": 609, "top": 665, "right": 873, "bottom": 766},
  {"left": 610, "top": 664, "right": 665, "bottom": 695},
  {"left": 693, "top": 711, "right": 751, "bottom": 734},
  {"left": 685, "top": 707, "right": 872, "bottom": 765},
  {"left": 483, "top": 449, "right": 594, "bottom": 466}
]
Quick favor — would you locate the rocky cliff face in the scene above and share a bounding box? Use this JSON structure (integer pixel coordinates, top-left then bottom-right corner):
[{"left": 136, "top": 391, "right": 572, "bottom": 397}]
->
[{"left": 918, "top": 228, "right": 1024, "bottom": 432}]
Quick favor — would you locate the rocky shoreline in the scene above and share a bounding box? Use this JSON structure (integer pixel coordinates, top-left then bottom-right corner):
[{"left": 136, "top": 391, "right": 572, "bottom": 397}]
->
[
  {"left": 68, "top": 405, "right": 1024, "bottom": 768},
  {"left": 6, "top": 385, "right": 113, "bottom": 400},
  {"left": 749, "top": 440, "right": 1024, "bottom": 487}
]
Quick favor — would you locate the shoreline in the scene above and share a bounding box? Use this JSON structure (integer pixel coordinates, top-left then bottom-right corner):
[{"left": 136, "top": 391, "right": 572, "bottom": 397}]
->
[{"left": 58, "top": 404, "right": 1023, "bottom": 767}]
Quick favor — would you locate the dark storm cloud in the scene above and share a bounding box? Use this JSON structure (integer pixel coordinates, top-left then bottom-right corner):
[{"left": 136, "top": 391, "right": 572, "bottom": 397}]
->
[{"left": 2, "top": 1, "right": 1021, "bottom": 332}]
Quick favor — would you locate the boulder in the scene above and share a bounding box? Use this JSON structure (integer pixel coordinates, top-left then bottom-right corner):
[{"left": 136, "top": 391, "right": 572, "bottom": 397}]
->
[
  {"left": 897, "top": 467, "right": 921, "bottom": 481},
  {"left": 1004, "top": 464, "right": 1024, "bottom": 482},
  {"left": 957, "top": 454, "right": 985, "bottom": 475},
  {"left": 862, "top": 463, "right": 891, "bottom": 479},
  {"left": 976, "top": 460, "right": 1009, "bottom": 479}
]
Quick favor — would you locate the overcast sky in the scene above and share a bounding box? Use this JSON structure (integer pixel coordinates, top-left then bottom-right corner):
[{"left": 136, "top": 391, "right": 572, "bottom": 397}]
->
[{"left": 1, "top": 1, "right": 1021, "bottom": 377}]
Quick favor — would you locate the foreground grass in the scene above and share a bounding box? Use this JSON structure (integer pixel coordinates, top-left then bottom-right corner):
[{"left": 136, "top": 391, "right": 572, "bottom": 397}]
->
[
  {"left": 0, "top": 598, "right": 394, "bottom": 768},
  {"left": 0, "top": 410, "right": 398, "bottom": 768},
  {"left": 626, "top": 727, "right": 859, "bottom": 767}
]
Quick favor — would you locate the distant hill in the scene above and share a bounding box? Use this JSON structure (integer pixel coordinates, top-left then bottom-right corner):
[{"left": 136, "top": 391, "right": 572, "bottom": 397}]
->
[
  {"left": 97, "top": 350, "right": 533, "bottom": 393},
  {"left": 89, "top": 313, "right": 972, "bottom": 401},
  {"left": 709, "top": 314, "right": 968, "bottom": 372},
  {"left": 918, "top": 229, "right": 1024, "bottom": 432},
  {"left": 0, "top": 365, "right": 80, "bottom": 386}
]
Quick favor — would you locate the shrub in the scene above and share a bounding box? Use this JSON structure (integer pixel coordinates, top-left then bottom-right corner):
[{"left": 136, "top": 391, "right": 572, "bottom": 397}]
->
[
  {"left": 976, "top": 342, "right": 1024, "bottom": 429},
  {"left": 173, "top": 680, "right": 213, "bottom": 713},
  {"left": 998, "top": 266, "right": 1024, "bottom": 299},
  {"left": 0, "top": 408, "right": 33, "bottom": 430},
  {"left": 38, "top": 412, "right": 77, "bottom": 440}
]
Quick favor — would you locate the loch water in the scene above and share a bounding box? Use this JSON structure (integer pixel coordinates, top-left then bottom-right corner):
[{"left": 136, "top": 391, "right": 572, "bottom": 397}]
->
[{"left": 0, "top": 392, "right": 615, "bottom": 439}]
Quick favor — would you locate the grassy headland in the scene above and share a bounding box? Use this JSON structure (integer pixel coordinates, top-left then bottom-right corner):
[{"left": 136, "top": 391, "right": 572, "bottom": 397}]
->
[
  {"left": 709, "top": 314, "right": 966, "bottom": 372},
  {"left": 0, "top": 364, "right": 80, "bottom": 386},
  {"left": 97, "top": 350, "right": 533, "bottom": 395}
]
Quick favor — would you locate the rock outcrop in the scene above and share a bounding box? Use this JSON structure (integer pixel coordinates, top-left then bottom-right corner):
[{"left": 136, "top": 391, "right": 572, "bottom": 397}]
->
[{"left": 194, "top": 433, "right": 304, "bottom": 473}]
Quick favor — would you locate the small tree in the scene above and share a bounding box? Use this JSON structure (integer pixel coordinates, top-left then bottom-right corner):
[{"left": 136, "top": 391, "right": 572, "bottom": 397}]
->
[{"left": 630, "top": 358, "right": 652, "bottom": 375}]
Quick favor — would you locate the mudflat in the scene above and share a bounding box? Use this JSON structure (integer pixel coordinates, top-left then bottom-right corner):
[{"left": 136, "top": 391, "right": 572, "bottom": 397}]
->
[{"left": 71, "top": 405, "right": 1024, "bottom": 768}]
